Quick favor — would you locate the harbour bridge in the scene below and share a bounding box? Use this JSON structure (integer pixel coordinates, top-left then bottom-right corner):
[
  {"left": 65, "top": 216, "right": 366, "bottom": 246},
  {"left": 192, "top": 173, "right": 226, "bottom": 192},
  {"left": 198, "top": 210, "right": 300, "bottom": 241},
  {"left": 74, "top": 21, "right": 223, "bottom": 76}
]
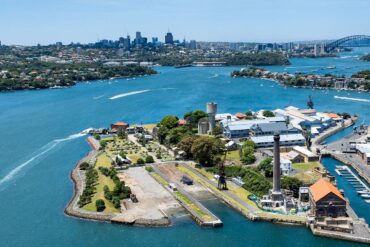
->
[{"left": 325, "top": 35, "right": 370, "bottom": 52}]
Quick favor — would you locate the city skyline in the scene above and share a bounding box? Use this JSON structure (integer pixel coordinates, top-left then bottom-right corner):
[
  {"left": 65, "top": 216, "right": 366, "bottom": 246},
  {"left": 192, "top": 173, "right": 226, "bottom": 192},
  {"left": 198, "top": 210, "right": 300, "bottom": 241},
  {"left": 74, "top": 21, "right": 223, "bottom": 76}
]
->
[{"left": 1, "top": 0, "right": 370, "bottom": 45}]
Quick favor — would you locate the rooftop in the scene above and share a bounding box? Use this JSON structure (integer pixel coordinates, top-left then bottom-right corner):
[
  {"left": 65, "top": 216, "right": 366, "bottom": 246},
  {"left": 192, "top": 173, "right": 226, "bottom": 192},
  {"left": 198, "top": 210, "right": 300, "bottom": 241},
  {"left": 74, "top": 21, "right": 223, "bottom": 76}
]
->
[{"left": 309, "top": 178, "right": 345, "bottom": 202}]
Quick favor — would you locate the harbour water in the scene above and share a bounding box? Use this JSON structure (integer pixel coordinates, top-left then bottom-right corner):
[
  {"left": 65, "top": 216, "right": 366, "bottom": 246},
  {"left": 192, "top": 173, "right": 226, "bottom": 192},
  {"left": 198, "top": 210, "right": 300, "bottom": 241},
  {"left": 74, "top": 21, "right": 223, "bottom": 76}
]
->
[{"left": 0, "top": 48, "right": 370, "bottom": 246}]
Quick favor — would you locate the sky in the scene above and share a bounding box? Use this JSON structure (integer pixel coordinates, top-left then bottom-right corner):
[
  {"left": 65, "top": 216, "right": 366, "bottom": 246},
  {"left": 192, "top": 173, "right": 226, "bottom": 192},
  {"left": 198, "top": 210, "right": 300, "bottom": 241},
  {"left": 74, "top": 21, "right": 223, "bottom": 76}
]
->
[{"left": 0, "top": 0, "right": 369, "bottom": 45}]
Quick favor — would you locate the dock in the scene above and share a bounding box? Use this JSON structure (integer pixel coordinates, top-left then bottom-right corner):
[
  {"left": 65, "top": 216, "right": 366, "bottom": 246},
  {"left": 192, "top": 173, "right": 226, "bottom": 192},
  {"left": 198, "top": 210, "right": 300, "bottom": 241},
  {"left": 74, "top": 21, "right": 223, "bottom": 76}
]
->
[
  {"left": 336, "top": 165, "right": 370, "bottom": 201},
  {"left": 149, "top": 164, "right": 223, "bottom": 227}
]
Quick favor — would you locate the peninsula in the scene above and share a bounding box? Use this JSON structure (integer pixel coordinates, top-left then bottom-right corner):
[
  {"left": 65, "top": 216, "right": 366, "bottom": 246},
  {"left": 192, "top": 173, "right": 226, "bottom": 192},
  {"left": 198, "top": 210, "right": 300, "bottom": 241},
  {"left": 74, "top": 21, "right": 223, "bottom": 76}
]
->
[
  {"left": 231, "top": 67, "right": 370, "bottom": 91},
  {"left": 66, "top": 102, "right": 370, "bottom": 244}
]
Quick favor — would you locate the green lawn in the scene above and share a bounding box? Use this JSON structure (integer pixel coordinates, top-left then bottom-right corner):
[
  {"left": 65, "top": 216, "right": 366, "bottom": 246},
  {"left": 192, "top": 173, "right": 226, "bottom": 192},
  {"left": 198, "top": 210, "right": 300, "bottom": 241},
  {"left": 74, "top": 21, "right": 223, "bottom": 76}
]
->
[
  {"left": 82, "top": 154, "right": 120, "bottom": 213},
  {"left": 292, "top": 162, "right": 323, "bottom": 184},
  {"left": 292, "top": 162, "right": 322, "bottom": 171},
  {"left": 226, "top": 150, "right": 241, "bottom": 164}
]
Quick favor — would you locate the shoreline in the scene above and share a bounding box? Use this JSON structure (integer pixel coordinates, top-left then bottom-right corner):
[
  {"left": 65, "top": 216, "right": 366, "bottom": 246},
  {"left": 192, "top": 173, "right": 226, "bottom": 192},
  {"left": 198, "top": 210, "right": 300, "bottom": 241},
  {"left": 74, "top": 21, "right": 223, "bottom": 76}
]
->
[
  {"left": 235, "top": 76, "right": 370, "bottom": 93},
  {"left": 64, "top": 139, "right": 171, "bottom": 227},
  {"left": 0, "top": 73, "right": 157, "bottom": 93}
]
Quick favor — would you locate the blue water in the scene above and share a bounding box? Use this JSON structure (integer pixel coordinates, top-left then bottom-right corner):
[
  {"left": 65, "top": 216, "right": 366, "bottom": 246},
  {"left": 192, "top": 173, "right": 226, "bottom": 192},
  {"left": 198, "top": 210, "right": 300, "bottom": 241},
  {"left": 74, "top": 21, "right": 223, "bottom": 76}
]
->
[{"left": 0, "top": 48, "right": 370, "bottom": 247}]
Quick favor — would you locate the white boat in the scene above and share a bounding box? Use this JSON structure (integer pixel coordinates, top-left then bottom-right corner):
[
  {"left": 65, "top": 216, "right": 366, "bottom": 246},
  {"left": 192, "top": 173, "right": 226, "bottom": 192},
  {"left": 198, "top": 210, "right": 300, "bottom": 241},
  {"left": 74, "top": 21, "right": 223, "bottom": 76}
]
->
[
  {"left": 326, "top": 66, "right": 336, "bottom": 69},
  {"left": 360, "top": 194, "right": 370, "bottom": 198},
  {"left": 357, "top": 190, "right": 369, "bottom": 194}
]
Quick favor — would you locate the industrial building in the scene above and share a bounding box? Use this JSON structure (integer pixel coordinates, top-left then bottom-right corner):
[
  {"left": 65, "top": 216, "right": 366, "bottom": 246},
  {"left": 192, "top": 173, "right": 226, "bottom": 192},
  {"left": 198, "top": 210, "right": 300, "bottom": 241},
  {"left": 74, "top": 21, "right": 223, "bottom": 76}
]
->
[
  {"left": 273, "top": 106, "right": 337, "bottom": 136},
  {"left": 251, "top": 134, "right": 305, "bottom": 148},
  {"left": 309, "top": 179, "right": 347, "bottom": 218}
]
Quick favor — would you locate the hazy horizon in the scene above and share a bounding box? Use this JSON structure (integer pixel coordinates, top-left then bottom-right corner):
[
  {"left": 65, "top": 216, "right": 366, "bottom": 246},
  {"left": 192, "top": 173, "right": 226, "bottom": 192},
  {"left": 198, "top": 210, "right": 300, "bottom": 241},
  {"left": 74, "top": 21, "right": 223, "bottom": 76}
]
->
[{"left": 1, "top": 0, "right": 369, "bottom": 45}]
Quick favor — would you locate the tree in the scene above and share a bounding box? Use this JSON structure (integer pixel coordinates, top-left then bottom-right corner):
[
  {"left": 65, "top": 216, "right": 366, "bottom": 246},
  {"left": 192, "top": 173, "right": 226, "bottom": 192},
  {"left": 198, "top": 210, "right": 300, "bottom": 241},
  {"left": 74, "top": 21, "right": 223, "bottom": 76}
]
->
[
  {"left": 159, "top": 115, "right": 179, "bottom": 129},
  {"left": 145, "top": 155, "right": 154, "bottom": 163},
  {"left": 257, "top": 157, "right": 273, "bottom": 177},
  {"left": 156, "top": 126, "right": 169, "bottom": 144},
  {"left": 263, "top": 110, "right": 275, "bottom": 118},
  {"left": 244, "top": 140, "right": 257, "bottom": 150},
  {"left": 240, "top": 146, "right": 256, "bottom": 165},
  {"left": 117, "top": 129, "right": 127, "bottom": 139},
  {"left": 184, "top": 110, "right": 208, "bottom": 127},
  {"left": 136, "top": 158, "right": 145, "bottom": 165},
  {"left": 177, "top": 135, "right": 199, "bottom": 159},
  {"left": 212, "top": 124, "right": 223, "bottom": 136},
  {"left": 191, "top": 136, "right": 224, "bottom": 166},
  {"left": 95, "top": 199, "right": 106, "bottom": 212},
  {"left": 281, "top": 177, "right": 303, "bottom": 198},
  {"left": 79, "top": 162, "right": 90, "bottom": 170},
  {"left": 165, "top": 126, "right": 192, "bottom": 145}
]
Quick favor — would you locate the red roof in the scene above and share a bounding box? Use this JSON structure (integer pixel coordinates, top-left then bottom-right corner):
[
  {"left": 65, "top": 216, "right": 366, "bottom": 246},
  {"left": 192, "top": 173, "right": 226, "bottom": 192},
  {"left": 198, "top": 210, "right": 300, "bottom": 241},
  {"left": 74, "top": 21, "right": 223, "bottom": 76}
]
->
[
  {"left": 178, "top": 119, "right": 187, "bottom": 125},
  {"left": 235, "top": 113, "right": 246, "bottom": 119},
  {"left": 112, "top": 122, "right": 129, "bottom": 126},
  {"left": 309, "top": 179, "right": 345, "bottom": 202}
]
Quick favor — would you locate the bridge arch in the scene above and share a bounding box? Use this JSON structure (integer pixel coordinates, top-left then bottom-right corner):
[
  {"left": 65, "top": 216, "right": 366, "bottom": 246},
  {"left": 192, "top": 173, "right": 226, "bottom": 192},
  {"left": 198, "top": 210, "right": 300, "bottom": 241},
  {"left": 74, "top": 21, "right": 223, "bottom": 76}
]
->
[{"left": 325, "top": 35, "right": 370, "bottom": 52}]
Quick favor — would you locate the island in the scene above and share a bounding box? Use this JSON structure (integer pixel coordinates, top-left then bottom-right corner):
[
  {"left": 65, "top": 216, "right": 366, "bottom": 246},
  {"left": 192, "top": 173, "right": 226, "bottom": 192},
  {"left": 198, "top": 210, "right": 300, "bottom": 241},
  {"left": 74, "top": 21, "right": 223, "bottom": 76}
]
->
[
  {"left": 231, "top": 67, "right": 370, "bottom": 91},
  {"left": 65, "top": 102, "right": 370, "bottom": 244}
]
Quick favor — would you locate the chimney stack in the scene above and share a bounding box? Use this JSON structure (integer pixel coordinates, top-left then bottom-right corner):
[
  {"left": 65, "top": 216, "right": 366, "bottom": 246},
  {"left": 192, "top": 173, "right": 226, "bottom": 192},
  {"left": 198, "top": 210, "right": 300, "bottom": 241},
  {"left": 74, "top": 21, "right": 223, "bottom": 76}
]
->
[{"left": 272, "top": 132, "right": 283, "bottom": 202}]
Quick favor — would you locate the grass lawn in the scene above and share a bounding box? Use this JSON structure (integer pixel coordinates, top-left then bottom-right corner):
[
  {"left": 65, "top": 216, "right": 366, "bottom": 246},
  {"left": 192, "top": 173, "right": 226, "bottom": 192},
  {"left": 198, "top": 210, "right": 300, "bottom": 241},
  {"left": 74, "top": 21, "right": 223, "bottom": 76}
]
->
[
  {"left": 82, "top": 154, "right": 120, "bottom": 213},
  {"left": 226, "top": 150, "right": 241, "bottom": 164},
  {"left": 292, "top": 162, "right": 323, "bottom": 184},
  {"left": 96, "top": 153, "right": 112, "bottom": 168},
  {"left": 292, "top": 162, "right": 322, "bottom": 171}
]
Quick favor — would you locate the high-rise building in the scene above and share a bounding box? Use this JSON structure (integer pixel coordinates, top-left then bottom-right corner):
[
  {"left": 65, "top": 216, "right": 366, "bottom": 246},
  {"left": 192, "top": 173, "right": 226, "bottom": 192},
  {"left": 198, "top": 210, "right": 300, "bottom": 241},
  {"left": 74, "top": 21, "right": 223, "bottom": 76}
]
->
[
  {"left": 165, "top": 32, "right": 174, "bottom": 45},
  {"left": 152, "top": 37, "right": 158, "bottom": 44},
  {"left": 135, "top": 31, "right": 142, "bottom": 46},
  {"left": 124, "top": 35, "right": 131, "bottom": 50}
]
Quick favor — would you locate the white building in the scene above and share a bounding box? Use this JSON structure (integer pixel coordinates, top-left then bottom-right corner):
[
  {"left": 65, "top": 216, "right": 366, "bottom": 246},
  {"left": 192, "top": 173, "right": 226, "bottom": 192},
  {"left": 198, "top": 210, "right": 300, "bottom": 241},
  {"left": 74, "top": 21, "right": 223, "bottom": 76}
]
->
[{"left": 280, "top": 158, "right": 292, "bottom": 175}]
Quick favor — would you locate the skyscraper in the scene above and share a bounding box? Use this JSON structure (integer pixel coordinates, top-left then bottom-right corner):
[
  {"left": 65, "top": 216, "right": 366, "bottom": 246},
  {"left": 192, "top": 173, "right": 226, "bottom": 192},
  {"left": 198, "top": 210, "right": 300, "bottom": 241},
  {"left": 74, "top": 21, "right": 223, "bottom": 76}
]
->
[
  {"left": 135, "top": 31, "right": 142, "bottom": 46},
  {"left": 123, "top": 35, "right": 131, "bottom": 50},
  {"left": 165, "top": 32, "right": 174, "bottom": 45}
]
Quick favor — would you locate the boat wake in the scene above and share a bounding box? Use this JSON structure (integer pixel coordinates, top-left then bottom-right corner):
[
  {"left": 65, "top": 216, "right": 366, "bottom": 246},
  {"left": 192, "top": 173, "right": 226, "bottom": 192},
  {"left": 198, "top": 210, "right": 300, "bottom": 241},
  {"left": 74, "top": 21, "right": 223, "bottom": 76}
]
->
[
  {"left": 109, "top": 88, "right": 175, "bottom": 100},
  {"left": 109, "top": 89, "right": 151, "bottom": 100},
  {"left": 93, "top": 95, "right": 105, "bottom": 100},
  {"left": 208, "top": 74, "right": 219, "bottom": 79},
  {"left": 334, "top": 96, "right": 370, "bottom": 103},
  {"left": 0, "top": 131, "right": 87, "bottom": 187}
]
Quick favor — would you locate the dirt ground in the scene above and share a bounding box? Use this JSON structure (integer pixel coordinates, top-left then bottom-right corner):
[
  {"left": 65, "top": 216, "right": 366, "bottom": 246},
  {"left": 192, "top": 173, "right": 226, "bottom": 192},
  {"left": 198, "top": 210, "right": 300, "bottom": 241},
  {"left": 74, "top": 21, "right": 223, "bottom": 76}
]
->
[{"left": 113, "top": 167, "right": 182, "bottom": 223}]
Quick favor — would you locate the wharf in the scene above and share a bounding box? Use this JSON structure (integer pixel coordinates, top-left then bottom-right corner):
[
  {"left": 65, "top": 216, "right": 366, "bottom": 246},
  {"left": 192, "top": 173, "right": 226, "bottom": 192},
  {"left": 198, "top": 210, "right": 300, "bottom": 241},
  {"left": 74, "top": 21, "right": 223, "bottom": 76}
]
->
[
  {"left": 310, "top": 206, "right": 370, "bottom": 244},
  {"left": 150, "top": 164, "right": 222, "bottom": 227},
  {"left": 178, "top": 163, "right": 307, "bottom": 225}
]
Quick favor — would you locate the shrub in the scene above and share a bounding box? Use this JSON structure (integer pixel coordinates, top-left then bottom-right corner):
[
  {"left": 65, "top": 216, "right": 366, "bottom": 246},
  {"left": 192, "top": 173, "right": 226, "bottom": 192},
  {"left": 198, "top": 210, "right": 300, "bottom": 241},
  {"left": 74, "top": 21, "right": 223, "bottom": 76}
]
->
[
  {"left": 145, "top": 155, "right": 155, "bottom": 164},
  {"left": 145, "top": 166, "right": 154, "bottom": 172},
  {"left": 79, "top": 162, "right": 90, "bottom": 170},
  {"left": 137, "top": 158, "right": 145, "bottom": 165}
]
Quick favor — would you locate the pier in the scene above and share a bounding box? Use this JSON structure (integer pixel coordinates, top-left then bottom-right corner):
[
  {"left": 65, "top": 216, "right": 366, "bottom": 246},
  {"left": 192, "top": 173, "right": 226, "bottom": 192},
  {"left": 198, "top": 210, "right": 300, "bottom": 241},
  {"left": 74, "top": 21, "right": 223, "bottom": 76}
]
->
[
  {"left": 150, "top": 164, "right": 223, "bottom": 227},
  {"left": 336, "top": 165, "right": 370, "bottom": 202}
]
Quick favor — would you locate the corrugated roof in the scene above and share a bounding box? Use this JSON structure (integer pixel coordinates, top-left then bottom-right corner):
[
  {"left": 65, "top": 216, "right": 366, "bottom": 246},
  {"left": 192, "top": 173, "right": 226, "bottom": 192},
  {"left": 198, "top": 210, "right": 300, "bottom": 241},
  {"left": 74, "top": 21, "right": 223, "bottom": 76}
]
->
[
  {"left": 309, "top": 179, "right": 345, "bottom": 202},
  {"left": 250, "top": 134, "right": 305, "bottom": 143}
]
